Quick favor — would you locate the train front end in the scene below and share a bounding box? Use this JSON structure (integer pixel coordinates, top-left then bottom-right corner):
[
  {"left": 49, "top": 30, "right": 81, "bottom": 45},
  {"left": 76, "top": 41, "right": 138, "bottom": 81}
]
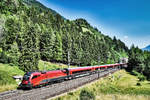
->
[{"left": 20, "top": 72, "right": 33, "bottom": 89}]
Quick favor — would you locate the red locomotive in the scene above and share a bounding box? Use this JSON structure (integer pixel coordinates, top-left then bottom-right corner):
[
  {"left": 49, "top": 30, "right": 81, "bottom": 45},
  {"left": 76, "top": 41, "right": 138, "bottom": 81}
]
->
[{"left": 20, "top": 63, "right": 125, "bottom": 89}]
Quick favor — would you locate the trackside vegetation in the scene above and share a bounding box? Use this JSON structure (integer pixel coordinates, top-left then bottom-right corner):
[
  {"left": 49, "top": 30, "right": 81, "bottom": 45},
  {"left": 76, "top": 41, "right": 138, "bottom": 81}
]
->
[
  {"left": 127, "top": 46, "right": 150, "bottom": 80},
  {"left": 52, "top": 70, "right": 150, "bottom": 100}
]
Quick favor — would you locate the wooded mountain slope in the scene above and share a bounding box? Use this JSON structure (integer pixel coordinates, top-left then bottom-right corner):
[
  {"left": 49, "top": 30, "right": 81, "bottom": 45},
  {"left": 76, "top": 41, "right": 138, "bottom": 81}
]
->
[
  {"left": 0, "top": 0, "right": 128, "bottom": 72},
  {"left": 0, "top": 0, "right": 150, "bottom": 82}
]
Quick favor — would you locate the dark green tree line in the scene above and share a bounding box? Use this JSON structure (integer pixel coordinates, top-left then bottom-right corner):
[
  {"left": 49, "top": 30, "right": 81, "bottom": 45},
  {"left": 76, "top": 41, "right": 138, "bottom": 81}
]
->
[
  {"left": 127, "top": 45, "right": 150, "bottom": 80},
  {"left": 0, "top": 0, "right": 129, "bottom": 72}
]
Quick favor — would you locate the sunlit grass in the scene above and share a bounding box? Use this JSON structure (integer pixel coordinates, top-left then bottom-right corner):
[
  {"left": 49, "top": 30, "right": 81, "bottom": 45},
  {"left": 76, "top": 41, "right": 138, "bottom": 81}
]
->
[
  {"left": 0, "top": 63, "right": 24, "bottom": 76},
  {"left": 52, "top": 70, "right": 150, "bottom": 100},
  {"left": 0, "top": 84, "right": 17, "bottom": 93},
  {"left": 38, "top": 60, "right": 75, "bottom": 71},
  {"left": 0, "top": 63, "right": 24, "bottom": 92},
  {"left": 96, "top": 94, "right": 150, "bottom": 100},
  {"left": 82, "top": 27, "right": 92, "bottom": 33}
]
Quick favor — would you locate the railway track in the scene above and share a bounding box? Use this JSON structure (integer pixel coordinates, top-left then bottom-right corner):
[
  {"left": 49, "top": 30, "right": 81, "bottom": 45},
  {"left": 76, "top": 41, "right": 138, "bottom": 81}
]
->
[{"left": 0, "top": 68, "right": 119, "bottom": 100}]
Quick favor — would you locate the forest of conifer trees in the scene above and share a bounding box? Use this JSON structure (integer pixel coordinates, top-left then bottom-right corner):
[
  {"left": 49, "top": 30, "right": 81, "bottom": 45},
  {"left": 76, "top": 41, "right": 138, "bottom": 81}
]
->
[{"left": 0, "top": 0, "right": 150, "bottom": 80}]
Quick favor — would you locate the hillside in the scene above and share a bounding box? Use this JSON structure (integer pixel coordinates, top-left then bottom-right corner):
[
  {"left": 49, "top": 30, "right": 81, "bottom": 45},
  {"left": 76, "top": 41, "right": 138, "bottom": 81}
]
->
[
  {"left": 52, "top": 70, "right": 150, "bottom": 100},
  {"left": 0, "top": 0, "right": 128, "bottom": 72},
  {"left": 1, "top": 0, "right": 150, "bottom": 98},
  {"left": 22, "top": 0, "right": 63, "bottom": 17},
  {"left": 0, "top": 0, "right": 150, "bottom": 86},
  {"left": 0, "top": 63, "right": 24, "bottom": 92},
  {"left": 142, "top": 45, "right": 150, "bottom": 51}
]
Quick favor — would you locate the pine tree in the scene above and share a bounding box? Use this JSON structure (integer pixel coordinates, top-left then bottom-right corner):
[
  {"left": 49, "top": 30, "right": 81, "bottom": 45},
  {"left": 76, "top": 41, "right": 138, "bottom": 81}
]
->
[
  {"left": 40, "top": 25, "right": 56, "bottom": 61},
  {"left": 53, "top": 31, "right": 62, "bottom": 62},
  {"left": 19, "top": 22, "right": 40, "bottom": 72}
]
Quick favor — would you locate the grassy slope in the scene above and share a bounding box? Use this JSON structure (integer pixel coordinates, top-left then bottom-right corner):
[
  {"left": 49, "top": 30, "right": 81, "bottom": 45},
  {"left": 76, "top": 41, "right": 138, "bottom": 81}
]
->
[
  {"left": 0, "top": 60, "right": 74, "bottom": 92},
  {"left": 52, "top": 70, "right": 150, "bottom": 100},
  {"left": 38, "top": 60, "right": 74, "bottom": 71},
  {"left": 0, "top": 63, "right": 24, "bottom": 92},
  {"left": 0, "top": 63, "right": 25, "bottom": 76}
]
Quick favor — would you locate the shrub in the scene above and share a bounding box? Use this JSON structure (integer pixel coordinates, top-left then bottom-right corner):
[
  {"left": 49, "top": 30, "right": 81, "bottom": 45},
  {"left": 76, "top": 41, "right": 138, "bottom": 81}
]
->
[
  {"left": 136, "top": 82, "right": 141, "bottom": 86},
  {"left": 131, "top": 70, "right": 139, "bottom": 76},
  {"left": 131, "top": 70, "right": 146, "bottom": 81},
  {"left": 68, "top": 92, "right": 74, "bottom": 95},
  {"left": 138, "top": 75, "right": 146, "bottom": 81},
  {"left": 80, "top": 89, "right": 95, "bottom": 100}
]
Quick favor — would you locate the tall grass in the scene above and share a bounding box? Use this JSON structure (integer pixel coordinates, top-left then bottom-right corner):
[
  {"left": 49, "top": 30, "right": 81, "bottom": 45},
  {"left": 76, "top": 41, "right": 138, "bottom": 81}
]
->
[{"left": 0, "top": 84, "right": 17, "bottom": 92}]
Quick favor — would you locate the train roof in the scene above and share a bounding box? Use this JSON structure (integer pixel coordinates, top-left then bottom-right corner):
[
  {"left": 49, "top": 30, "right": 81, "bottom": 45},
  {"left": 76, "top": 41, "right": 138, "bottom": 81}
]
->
[
  {"left": 68, "top": 63, "right": 120, "bottom": 70},
  {"left": 24, "top": 63, "right": 123, "bottom": 74}
]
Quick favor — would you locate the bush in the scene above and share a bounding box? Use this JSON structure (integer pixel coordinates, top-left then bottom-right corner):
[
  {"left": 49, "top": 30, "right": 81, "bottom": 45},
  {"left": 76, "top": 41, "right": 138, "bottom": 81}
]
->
[
  {"left": 131, "top": 70, "right": 146, "bottom": 81},
  {"left": 131, "top": 70, "right": 139, "bottom": 76},
  {"left": 80, "top": 89, "right": 95, "bottom": 100},
  {"left": 68, "top": 92, "right": 74, "bottom": 95},
  {"left": 136, "top": 82, "right": 141, "bottom": 86},
  {"left": 138, "top": 75, "right": 146, "bottom": 81}
]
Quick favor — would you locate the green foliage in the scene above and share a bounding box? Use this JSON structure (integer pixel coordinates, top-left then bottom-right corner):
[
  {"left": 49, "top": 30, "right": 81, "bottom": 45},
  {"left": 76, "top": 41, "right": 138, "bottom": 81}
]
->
[
  {"left": 0, "top": 63, "right": 24, "bottom": 76},
  {"left": 40, "top": 25, "right": 55, "bottom": 61},
  {"left": 131, "top": 71, "right": 146, "bottom": 81},
  {"left": 0, "top": 16, "right": 20, "bottom": 65},
  {"left": 138, "top": 75, "right": 146, "bottom": 81},
  {"left": 0, "top": 63, "right": 24, "bottom": 92},
  {"left": 0, "top": 48, "right": 2, "bottom": 53},
  {"left": 53, "top": 32, "right": 62, "bottom": 61},
  {"left": 127, "top": 45, "right": 150, "bottom": 80},
  {"left": 0, "top": 0, "right": 129, "bottom": 72},
  {"left": 131, "top": 70, "right": 140, "bottom": 76},
  {"left": 0, "top": 70, "right": 16, "bottom": 85},
  {"left": 18, "top": 22, "right": 40, "bottom": 72},
  {"left": 80, "top": 88, "right": 95, "bottom": 100}
]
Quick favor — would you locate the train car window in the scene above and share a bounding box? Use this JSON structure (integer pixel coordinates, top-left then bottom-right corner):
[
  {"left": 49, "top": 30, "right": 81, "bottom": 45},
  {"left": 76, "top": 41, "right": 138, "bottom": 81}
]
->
[
  {"left": 108, "top": 66, "right": 112, "bottom": 69},
  {"left": 100, "top": 67, "right": 105, "bottom": 70},
  {"left": 96, "top": 68, "right": 99, "bottom": 70},
  {"left": 62, "top": 68, "right": 69, "bottom": 75},
  {"left": 72, "top": 69, "right": 91, "bottom": 74},
  {"left": 41, "top": 71, "right": 46, "bottom": 74},
  {"left": 32, "top": 75, "right": 40, "bottom": 80}
]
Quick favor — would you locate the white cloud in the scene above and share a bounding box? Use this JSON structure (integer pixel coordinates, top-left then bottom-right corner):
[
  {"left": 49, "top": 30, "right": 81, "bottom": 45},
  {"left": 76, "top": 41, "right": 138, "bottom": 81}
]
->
[{"left": 124, "top": 36, "right": 128, "bottom": 39}]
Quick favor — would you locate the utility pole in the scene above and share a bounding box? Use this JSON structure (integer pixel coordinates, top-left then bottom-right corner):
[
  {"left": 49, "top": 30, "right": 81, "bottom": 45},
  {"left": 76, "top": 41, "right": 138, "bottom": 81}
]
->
[
  {"left": 68, "top": 50, "right": 70, "bottom": 68},
  {"left": 98, "top": 55, "right": 100, "bottom": 64},
  {"left": 44, "top": 62, "right": 46, "bottom": 71}
]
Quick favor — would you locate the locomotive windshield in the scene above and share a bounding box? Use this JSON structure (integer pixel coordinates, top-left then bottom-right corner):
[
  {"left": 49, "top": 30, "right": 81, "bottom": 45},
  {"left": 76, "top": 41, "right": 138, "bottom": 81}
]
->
[
  {"left": 23, "top": 75, "right": 30, "bottom": 80},
  {"left": 23, "top": 72, "right": 32, "bottom": 80}
]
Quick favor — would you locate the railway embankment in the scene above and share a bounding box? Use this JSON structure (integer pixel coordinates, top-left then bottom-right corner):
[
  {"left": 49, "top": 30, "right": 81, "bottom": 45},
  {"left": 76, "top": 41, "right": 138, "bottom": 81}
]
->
[{"left": 52, "top": 70, "right": 150, "bottom": 100}]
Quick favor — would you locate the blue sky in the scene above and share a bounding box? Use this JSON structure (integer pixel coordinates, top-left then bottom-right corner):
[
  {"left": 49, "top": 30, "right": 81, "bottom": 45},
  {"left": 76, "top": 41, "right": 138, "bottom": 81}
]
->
[{"left": 37, "top": 0, "right": 150, "bottom": 48}]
